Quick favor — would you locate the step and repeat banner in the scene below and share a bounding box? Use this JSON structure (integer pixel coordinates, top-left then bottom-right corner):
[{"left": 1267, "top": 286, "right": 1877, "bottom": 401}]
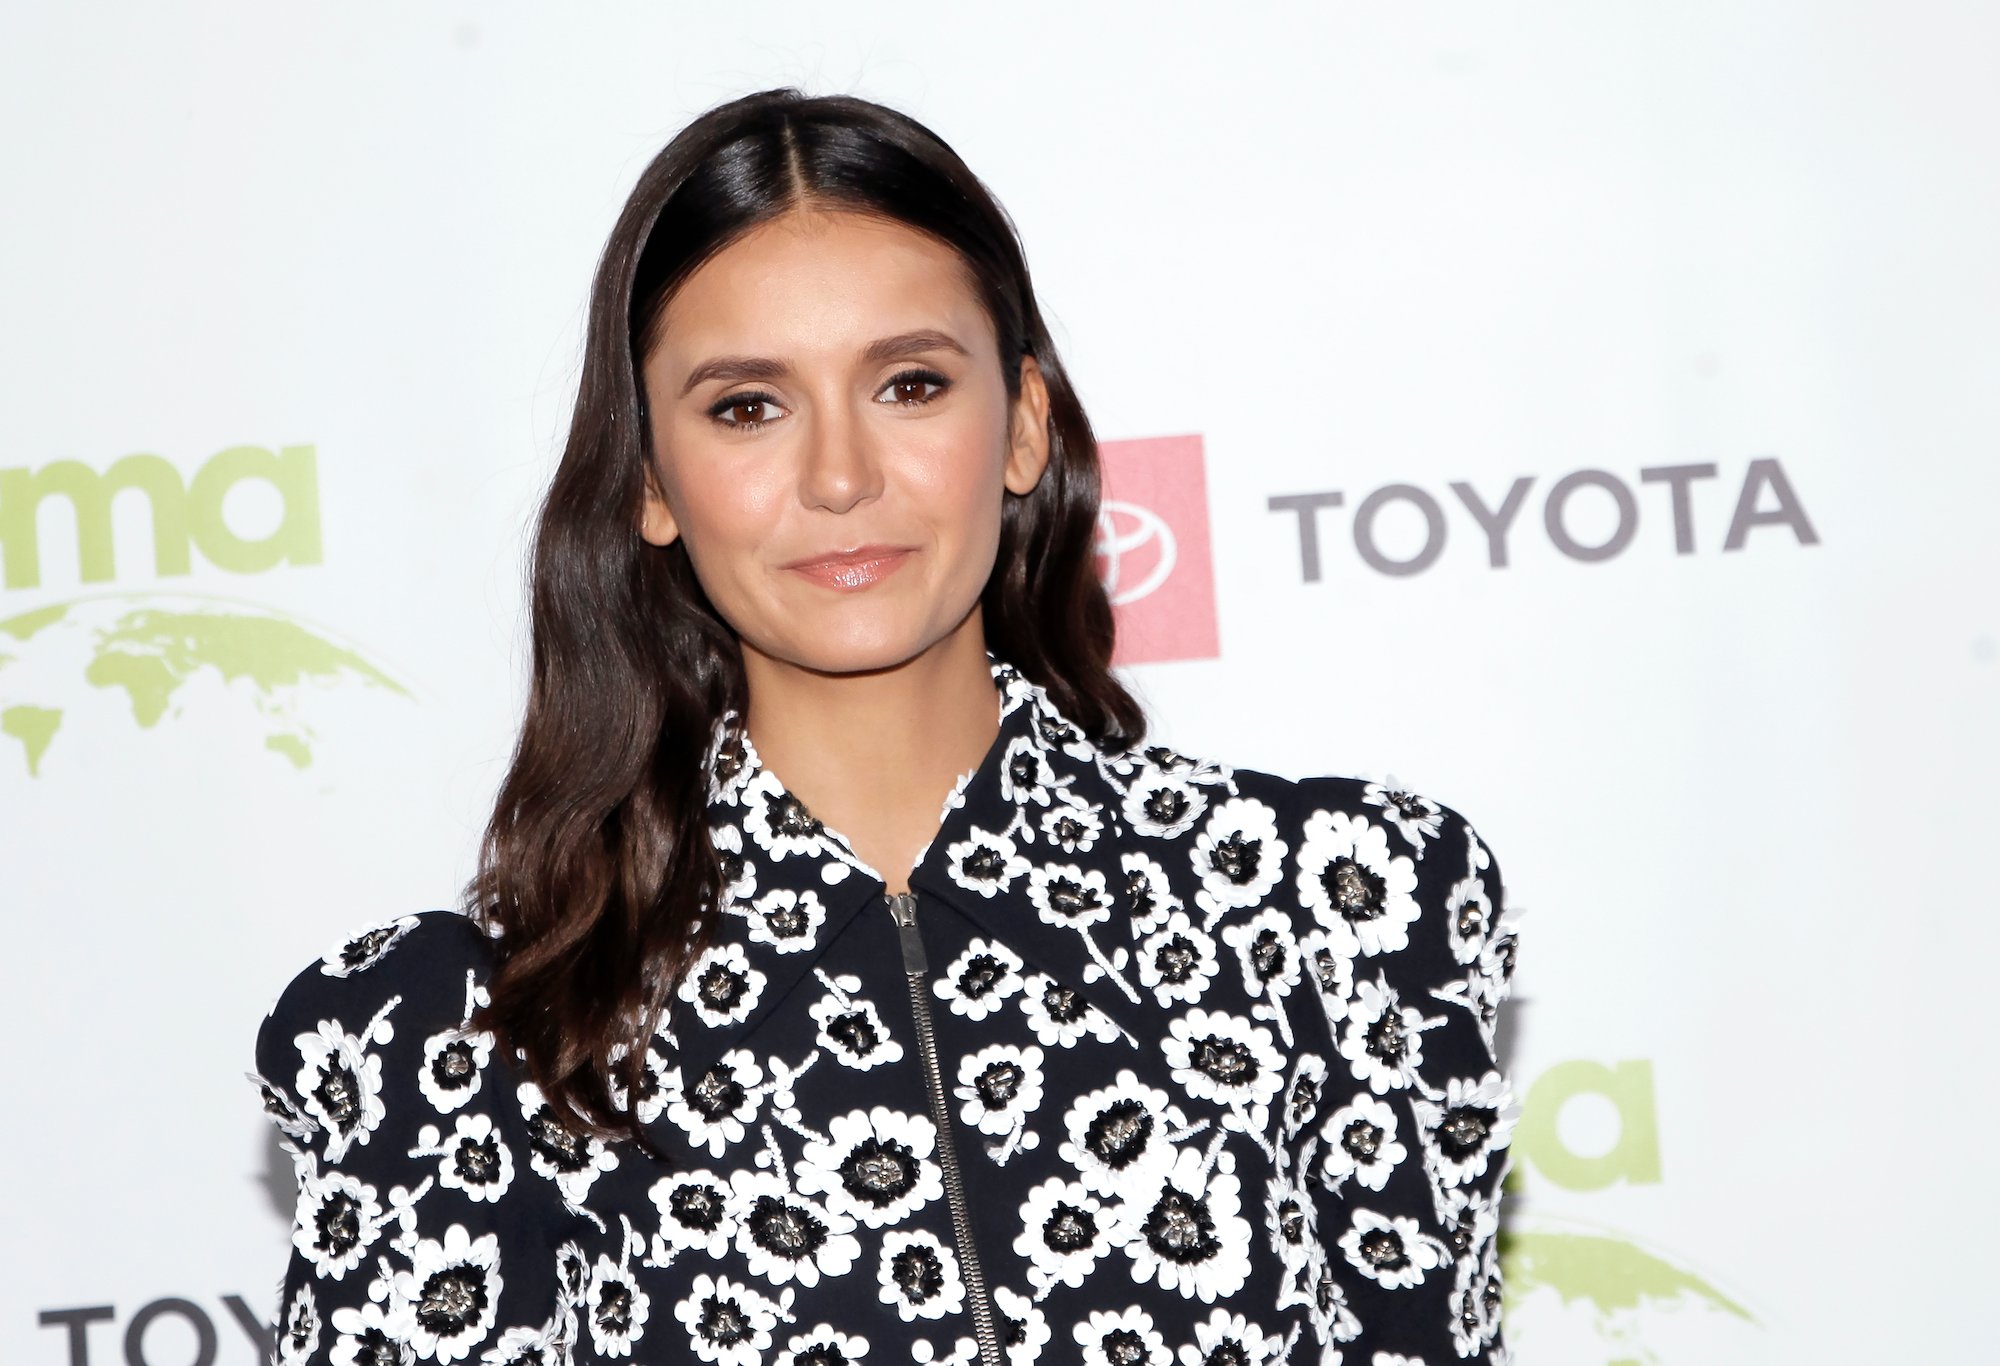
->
[{"left": 3, "top": 3, "right": 1993, "bottom": 1363}]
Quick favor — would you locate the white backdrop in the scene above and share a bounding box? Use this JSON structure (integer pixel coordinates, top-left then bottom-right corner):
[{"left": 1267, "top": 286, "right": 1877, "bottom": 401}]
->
[{"left": 4, "top": 3, "right": 1995, "bottom": 1362}]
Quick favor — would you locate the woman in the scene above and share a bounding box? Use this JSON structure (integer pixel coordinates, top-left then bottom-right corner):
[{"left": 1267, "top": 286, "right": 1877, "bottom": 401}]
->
[{"left": 251, "top": 87, "right": 1519, "bottom": 1366}]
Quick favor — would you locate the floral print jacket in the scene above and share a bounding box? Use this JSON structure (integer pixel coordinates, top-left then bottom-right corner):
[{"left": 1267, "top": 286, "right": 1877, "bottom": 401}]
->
[{"left": 251, "top": 652, "right": 1519, "bottom": 1366}]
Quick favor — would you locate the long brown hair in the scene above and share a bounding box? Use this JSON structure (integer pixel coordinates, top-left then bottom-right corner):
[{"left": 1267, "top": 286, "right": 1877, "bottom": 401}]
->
[{"left": 461, "top": 86, "right": 1145, "bottom": 1147}]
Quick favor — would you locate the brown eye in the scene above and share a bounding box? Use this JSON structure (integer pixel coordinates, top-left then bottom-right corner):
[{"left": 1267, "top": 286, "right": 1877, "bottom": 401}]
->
[{"left": 877, "top": 368, "right": 951, "bottom": 407}]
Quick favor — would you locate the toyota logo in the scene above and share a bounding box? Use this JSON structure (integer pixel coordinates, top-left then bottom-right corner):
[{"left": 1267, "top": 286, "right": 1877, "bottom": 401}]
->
[{"left": 1096, "top": 500, "right": 1168, "bottom": 608}]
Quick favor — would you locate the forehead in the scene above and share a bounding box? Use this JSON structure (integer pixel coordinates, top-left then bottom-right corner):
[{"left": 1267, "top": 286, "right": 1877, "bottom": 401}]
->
[{"left": 654, "top": 208, "right": 992, "bottom": 359}]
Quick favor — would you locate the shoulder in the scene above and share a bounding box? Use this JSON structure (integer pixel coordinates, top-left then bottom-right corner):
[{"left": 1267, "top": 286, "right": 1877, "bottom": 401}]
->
[{"left": 250, "top": 908, "right": 502, "bottom": 1149}]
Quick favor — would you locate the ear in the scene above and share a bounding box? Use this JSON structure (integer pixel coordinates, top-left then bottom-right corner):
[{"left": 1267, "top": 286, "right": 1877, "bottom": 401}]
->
[
  {"left": 639, "top": 461, "right": 681, "bottom": 547},
  {"left": 1003, "top": 354, "right": 1053, "bottom": 496}
]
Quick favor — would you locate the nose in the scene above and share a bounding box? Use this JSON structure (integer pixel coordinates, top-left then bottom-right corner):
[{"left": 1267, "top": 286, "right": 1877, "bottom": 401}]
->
[{"left": 797, "top": 398, "right": 883, "bottom": 515}]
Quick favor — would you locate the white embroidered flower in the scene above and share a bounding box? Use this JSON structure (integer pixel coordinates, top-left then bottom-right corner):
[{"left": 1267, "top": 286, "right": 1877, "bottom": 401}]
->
[
  {"left": 1059, "top": 1069, "right": 1185, "bottom": 1201},
  {"left": 1338, "top": 1208, "right": 1451, "bottom": 1291},
  {"left": 293, "top": 1017, "right": 389, "bottom": 1162},
  {"left": 1013, "top": 1175, "right": 1127, "bottom": 1292},
  {"left": 1189, "top": 795, "right": 1286, "bottom": 916},
  {"left": 1028, "top": 862, "right": 1114, "bottom": 932},
  {"left": 1295, "top": 927, "right": 1356, "bottom": 1032},
  {"left": 392, "top": 1224, "right": 503, "bottom": 1364},
  {"left": 1412, "top": 1070, "right": 1517, "bottom": 1188},
  {"left": 1361, "top": 778, "right": 1446, "bottom": 860},
  {"left": 1018, "top": 972, "right": 1125, "bottom": 1049},
  {"left": 606, "top": 1038, "right": 670, "bottom": 1125},
  {"left": 290, "top": 1160, "right": 385, "bottom": 1279},
  {"left": 808, "top": 990, "right": 904, "bottom": 1070},
  {"left": 677, "top": 941, "right": 767, "bottom": 1028},
  {"left": 1137, "top": 911, "right": 1220, "bottom": 1008},
  {"left": 1318, "top": 1091, "right": 1409, "bottom": 1193},
  {"left": 777, "top": 1324, "right": 870, "bottom": 1366},
  {"left": 515, "top": 1081, "right": 619, "bottom": 1202},
  {"left": 1279, "top": 1052, "right": 1329, "bottom": 1141},
  {"left": 1295, "top": 807, "right": 1420, "bottom": 958},
  {"left": 726, "top": 1168, "right": 861, "bottom": 1288},
  {"left": 329, "top": 1300, "right": 413, "bottom": 1366},
  {"left": 1118, "top": 852, "right": 1183, "bottom": 939},
  {"left": 944, "top": 825, "right": 1031, "bottom": 899},
  {"left": 1040, "top": 792, "right": 1105, "bottom": 854},
  {"left": 662, "top": 1051, "right": 764, "bottom": 1159},
  {"left": 992, "top": 1286, "right": 1050, "bottom": 1364},
  {"left": 584, "top": 1252, "right": 650, "bottom": 1358},
  {"left": 745, "top": 887, "right": 828, "bottom": 954},
  {"left": 1219, "top": 905, "right": 1302, "bottom": 1003},
  {"left": 955, "top": 1043, "right": 1046, "bottom": 1144},
  {"left": 275, "top": 1283, "right": 321, "bottom": 1366},
  {"left": 1176, "top": 1308, "right": 1287, "bottom": 1366},
  {"left": 934, "top": 938, "right": 1025, "bottom": 1021},
  {"left": 673, "top": 1273, "right": 788, "bottom": 1366},
  {"left": 794, "top": 1105, "right": 941, "bottom": 1229},
  {"left": 1073, "top": 1305, "right": 1169, "bottom": 1366},
  {"left": 1162, "top": 1008, "right": 1285, "bottom": 1125},
  {"left": 478, "top": 1324, "right": 560, "bottom": 1366},
  {"left": 740, "top": 768, "right": 834, "bottom": 863},
  {"left": 1124, "top": 766, "right": 1209, "bottom": 841},
  {"left": 998, "top": 732, "right": 1058, "bottom": 810},
  {"left": 418, "top": 1026, "right": 493, "bottom": 1115},
  {"left": 1338, "top": 976, "right": 1442, "bottom": 1095},
  {"left": 320, "top": 914, "right": 421, "bottom": 976},
  {"left": 1262, "top": 1166, "right": 1318, "bottom": 1282},
  {"left": 649, "top": 1168, "right": 735, "bottom": 1259},
  {"left": 423, "top": 1112, "right": 515, "bottom": 1203},
  {"left": 877, "top": 1228, "right": 966, "bottom": 1321},
  {"left": 1119, "top": 1142, "right": 1253, "bottom": 1302}
]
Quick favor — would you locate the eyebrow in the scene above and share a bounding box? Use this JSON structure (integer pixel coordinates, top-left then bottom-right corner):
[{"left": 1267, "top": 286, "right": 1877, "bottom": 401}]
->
[{"left": 678, "top": 328, "right": 971, "bottom": 398}]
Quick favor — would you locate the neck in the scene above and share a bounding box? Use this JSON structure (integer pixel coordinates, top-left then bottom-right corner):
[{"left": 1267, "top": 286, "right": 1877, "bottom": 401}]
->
[{"left": 737, "top": 616, "right": 1003, "bottom": 891}]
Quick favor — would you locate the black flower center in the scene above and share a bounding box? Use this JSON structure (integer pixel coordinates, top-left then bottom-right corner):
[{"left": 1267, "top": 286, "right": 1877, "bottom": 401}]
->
[
  {"left": 431, "top": 1041, "right": 475, "bottom": 1089},
  {"left": 696, "top": 962, "right": 750, "bottom": 1014},
  {"left": 825, "top": 1011, "right": 882, "bottom": 1059},
  {"left": 594, "top": 1281, "right": 632, "bottom": 1335},
  {"left": 768, "top": 792, "right": 824, "bottom": 840},
  {"left": 1083, "top": 1099, "right": 1153, "bottom": 1169},
  {"left": 962, "top": 845, "right": 1007, "bottom": 881},
  {"left": 958, "top": 954, "right": 1006, "bottom": 999},
  {"left": 1142, "top": 1185, "right": 1219, "bottom": 1264},
  {"left": 1343, "top": 1120, "right": 1384, "bottom": 1162},
  {"left": 839, "top": 1137, "right": 919, "bottom": 1206},
  {"left": 890, "top": 1244, "right": 946, "bottom": 1304},
  {"left": 1323, "top": 857, "right": 1385, "bottom": 922},
  {"left": 340, "top": 927, "right": 395, "bottom": 970},
  {"left": 1154, "top": 935, "right": 1197, "bottom": 984},
  {"left": 690, "top": 1064, "right": 746, "bottom": 1120},
  {"left": 1456, "top": 896, "right": 1488, "bottom": 940},
  {"left": 975, "top": 1059, "right": 1025, "bottom": 1110},
  {"left": 1191, "top": 1034, "right": 1258, "bottom": 1089},
  {"left": 1203, "top": 1343, "right": 1251, "bottom": 1366},
  {"left": 313, "top": 1190, "right": 360, "bottom": 1256},
  {"left": 747, "top": 1194, "right": 827, "bottom": 1260},
  {"left": 1358, "top": 1228, "right": 1409, "bottom": 1270},
  {"left": 1142, "top": 787, "right": 1190, "bottom": 827},
  {"left": 453, "top": 1135, "right": 500, "bottom": 1185},
  {"left": 1275, "top": 1197, "right": 1306, "bottom": 1246},
  {"left": 1045, "top": 877, "right": 1097, "bottom": 920},
  {"left": 1438, "top": 1106, "right": 1497, "bottom": 1159},
  {"left": 1040, "top": 983, "right": 1085, "bottom": 1024},
  {"left": 765, "top": 900, "right": 810, "bottom": 940},
  {"left": 697, "top": 1293, "right": 752, "bottom": 1347},
  {"left": 1101, "top": 1329, "right": 1148, "bottom": 1366},
  {"left": 312, "top": 1063, "right": 360, "bottom": 1131},
  {"left": 1208, "top": 832, "right": 1262, "bottom": 885},
  {"left": 414, "top": 1266, "right": 488, "bottom": 1335},
  {"left": 1248, "top": 929, "right": 1287, "bottom": 982},
  {"left": 1043, "top": 1202, "right": 1099, "bottom": 1253},
  {"left": 1052, "top": 815, "right": 1085, "bottom": 844},
  {"left": 351, "top": 1328, "right": 401, "bottom": 1366},
  {"left": 795, "top": 1344, "right": 850, "bottom": 1366},
  {"left": 1364, "top": 1011, "right": 1407, "bottom": 1067},
  {"left": 526, "top": 1106, "right": 589, "bottom": 1171},
  {"left": 669, "top": 1181, "right": 727, "bottom": 1232}
]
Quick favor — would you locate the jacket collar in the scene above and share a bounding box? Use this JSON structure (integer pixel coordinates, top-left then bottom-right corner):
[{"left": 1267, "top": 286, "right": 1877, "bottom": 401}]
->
[{"left": 671, "top": 651, "right": 1165, "bottom": 1082}]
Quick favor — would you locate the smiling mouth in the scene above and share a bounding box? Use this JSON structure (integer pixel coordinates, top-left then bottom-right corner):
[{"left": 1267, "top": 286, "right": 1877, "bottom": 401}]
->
[{"left": 785, "top": 547, "right": 914, "bottom": 591}]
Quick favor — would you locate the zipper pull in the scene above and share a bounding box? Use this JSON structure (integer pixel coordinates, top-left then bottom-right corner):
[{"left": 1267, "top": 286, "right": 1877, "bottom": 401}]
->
[{"left": 886, "top": 891, "right": 927, "bottom": 974}]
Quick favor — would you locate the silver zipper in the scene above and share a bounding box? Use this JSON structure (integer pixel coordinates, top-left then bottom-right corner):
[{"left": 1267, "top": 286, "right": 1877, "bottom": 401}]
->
[{"left": 886, "top": 890, "right": 1004, "bottom": 1366}]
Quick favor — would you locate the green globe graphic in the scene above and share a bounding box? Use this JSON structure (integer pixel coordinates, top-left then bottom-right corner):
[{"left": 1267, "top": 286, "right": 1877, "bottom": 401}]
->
[
  {"left": 0, "top": 592, "right": 411, "bottom": 774},
  {"left": 1502, "top": 1218, "right": 1755, "bottom": 1364}
]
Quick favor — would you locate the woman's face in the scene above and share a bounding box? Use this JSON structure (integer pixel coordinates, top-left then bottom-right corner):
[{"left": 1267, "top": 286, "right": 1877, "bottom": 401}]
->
[{"left": 638, "top": 207, "right": 1050, "bottom": 677}]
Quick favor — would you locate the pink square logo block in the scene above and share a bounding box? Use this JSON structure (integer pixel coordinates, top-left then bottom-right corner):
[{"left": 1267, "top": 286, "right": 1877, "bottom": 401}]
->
[{"left": 1095, "top": 433, "right": 1219, "bottom": 666}]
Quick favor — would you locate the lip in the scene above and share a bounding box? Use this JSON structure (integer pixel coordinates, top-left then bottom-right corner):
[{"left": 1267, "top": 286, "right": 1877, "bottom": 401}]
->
[{"left": 783, "top": 544, "right": 915, "bottom": 591}]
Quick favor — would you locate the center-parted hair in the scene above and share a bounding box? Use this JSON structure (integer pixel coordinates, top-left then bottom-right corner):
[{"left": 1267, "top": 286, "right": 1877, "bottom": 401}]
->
[{"left": 461, "top": 86, "right": 1144, "bottom": 1145}]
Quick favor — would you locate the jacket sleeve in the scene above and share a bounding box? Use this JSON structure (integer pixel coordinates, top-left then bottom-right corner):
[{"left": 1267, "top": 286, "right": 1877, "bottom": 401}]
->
[
  {"left": 1287, "top": 780, "right": 1520, "bottom": 1363},
  {"left": 247, "top": 911, "right": 583, "bottom": 1366}
]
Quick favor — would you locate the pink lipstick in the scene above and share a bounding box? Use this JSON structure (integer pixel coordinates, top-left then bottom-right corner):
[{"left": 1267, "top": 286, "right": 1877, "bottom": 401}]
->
[{"left": 784, "top": 545, "right": 914, "bottom": 591}]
